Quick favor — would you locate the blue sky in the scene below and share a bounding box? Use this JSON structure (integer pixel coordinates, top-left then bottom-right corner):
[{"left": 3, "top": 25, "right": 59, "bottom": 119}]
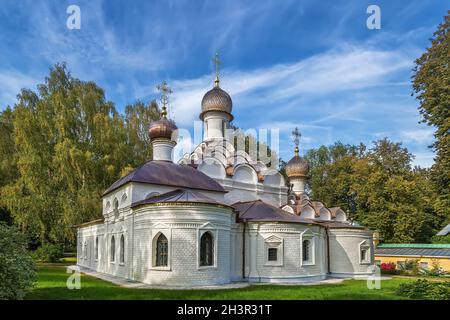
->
[{"left": 0, "top": 0, "right": 447, "bottom": 166}]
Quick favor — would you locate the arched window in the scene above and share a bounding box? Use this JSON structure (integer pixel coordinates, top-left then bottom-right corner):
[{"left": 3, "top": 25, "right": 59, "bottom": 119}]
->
[
  {"left": 155, "top": 233, "right": 168, "bottom": 267},
  {"left": 110, "top": 236, "right": 115, "bottom": 262},
  {"left": 302, "top": 239, "right": 310, "bottom": 262},
  {"left": 119, "top": 235, "right": 125, "bottom": 263},
  {"left": 113, "top": 198, "right": 119, "bottom": 218},
  {"left": 200, "top": 232, "right": 214, "bottom": 266},
  {"left": 95, "top": 237, "right": 99, "bottom": 260}
]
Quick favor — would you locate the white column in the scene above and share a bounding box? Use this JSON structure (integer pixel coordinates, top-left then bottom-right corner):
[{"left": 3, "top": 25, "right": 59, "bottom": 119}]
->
[
  {"left": 152, "top": 139, "right": 176, "bottom": 161},
  {"left": 291, "top": 177, "right": 306, "bottom": 194},
  {"left": 203, "top": 111, "right": 230, "bottom": 141},
  {"left": 248, "top": 231, "right": 259, "bottom": 281}
]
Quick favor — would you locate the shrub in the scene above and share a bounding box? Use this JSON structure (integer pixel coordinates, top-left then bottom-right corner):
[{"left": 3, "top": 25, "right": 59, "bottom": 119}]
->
[
  {"left": 402, "top": 259, "right": 420, "bottom": 276},
  {"left": 0, "top": 223, "right": 37, "bottom": 300},
  {"left": 32, "top": 243, "right": 63, "bottom": 263},
  {"left": 396, "top": 279, "right": 450, "bottom": 300},
  {"left": 380, "top": 262, "right": 398, "bottom": 275}
]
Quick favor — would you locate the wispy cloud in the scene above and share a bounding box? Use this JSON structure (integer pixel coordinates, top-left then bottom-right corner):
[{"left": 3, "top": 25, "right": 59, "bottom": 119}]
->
[{"left": 0, "top": 71, "right": 41, "bottom": 108}]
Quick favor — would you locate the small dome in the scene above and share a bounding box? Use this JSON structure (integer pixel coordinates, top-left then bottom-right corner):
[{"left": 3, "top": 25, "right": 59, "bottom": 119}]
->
[
  {"left": 148, "top": 117, "right": 178, "bottom": 141},
  {"left": 200, "top": 86, "right": 233, "bottom": 120},
  {"left": 286, "top": 155, "right": 309, "bottom": 178}
]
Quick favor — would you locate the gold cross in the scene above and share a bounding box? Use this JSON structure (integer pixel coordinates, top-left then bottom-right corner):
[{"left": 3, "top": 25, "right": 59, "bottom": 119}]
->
[
  {"left": 156, "top": 81, "right": 172, "bottom": 117},
  {"left": 292, "top": 127, "right": 301, "bottom": 155},
  {"left": 212, "top": 51, "right": 221, "bottom": 87}
]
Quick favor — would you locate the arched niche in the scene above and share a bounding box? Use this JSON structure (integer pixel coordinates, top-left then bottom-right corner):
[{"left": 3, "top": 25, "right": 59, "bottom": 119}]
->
[
  {"left": 263, "top": 170, "right": 285, "bottom": 187},
  {"left": 233, "top": 164, "right": 258, "bottom": 184},
  {"left": 334, "top": 208, "right": 347, "bottom": 222},
  {"left": 198, "top": 158, "right": 226, "bottom": 179},
  {"left": 319, "top": 207, "right": 331, "bottom": 221},
  {"left": 299, "top": 205, "right": 315, "bottom": 220},
  {"left": 281, "top": 205, "right": 295, "bottom": 214}
]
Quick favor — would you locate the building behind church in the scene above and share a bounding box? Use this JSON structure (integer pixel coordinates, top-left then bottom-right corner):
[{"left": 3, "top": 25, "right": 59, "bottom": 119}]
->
[{"left": 76, "top": 61, "right": 375, "bottom": 286}]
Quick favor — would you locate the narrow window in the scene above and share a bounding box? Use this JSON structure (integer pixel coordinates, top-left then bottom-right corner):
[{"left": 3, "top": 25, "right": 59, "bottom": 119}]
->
[
  {"left": 119, "top": 235, "right": 125, "bottom": 263},
  {"left": 156, "top": 233, "right": 168, "bottom": 267},
  {"left": 302, "top": 239, "right": 310, "bottom": 262},
  {"left": 95, "top": 237, "right": 99, "bottom": 260},
  {"left": 113, "top": 198, "right": 119, "bottom": 218},
  {"left": 200, "top": 232, "right": 214, "bottom": 266},
  {"left": 110, "top": 236, "right": 115, "bottom": 262},
  {"left": 268, "top": 248, "right": 278, "bottom": 261},
  {"left": 361, "top": 248, "right": 367, "bottom": 262}
]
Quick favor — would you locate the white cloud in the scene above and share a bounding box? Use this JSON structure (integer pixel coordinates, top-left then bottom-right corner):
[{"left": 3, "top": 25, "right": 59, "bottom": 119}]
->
[
  {"left": 0, "top": 71, "right": 41, "bottom": 108},
  {"left": 400, "top": 128, "right": 434, "bottom": 144},
  {"left": 146, "top": 45, "right": 413, "bottom": 126}
]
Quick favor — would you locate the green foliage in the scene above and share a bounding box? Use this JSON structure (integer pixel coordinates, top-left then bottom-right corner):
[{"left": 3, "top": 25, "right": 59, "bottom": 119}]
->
[
  {"left": 0, "top": 63, "right": 161, "bottom": 245},
  {"left": 0, "top": 222, "right": 37, "bottom": 300},
  {"left": 431, "top": 234, "right": 450, "bottom": 244},
  {"left": 32, "top": 243, "right": 63, "bottom": 263},
  {"left": 412, "top": 11, "right": 450, "bottom": 216},
  {"left": 396, "top": 279, "right": 450, "bottom": 300},
  {"left": 303, "top": 139, "right": 447, "bottom": 243},
  {"left": 399, "top": 259, "right": 420, "bottom": 276}
]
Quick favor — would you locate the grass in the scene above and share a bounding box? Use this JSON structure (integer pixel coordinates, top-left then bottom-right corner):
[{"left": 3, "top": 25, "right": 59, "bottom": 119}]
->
[{"left": 24, "top": 265, "right": 426, "bottom": 300}]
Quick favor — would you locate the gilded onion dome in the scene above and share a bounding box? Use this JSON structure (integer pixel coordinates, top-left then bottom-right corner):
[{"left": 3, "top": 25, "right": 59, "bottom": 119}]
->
[
  {"left": 148, "top": 117, "right": 178, "bottom": 141},
  {"left": 285, "top": 147, "right": 309, "bottom": 178},
  {"left": 149, "top": 81, "right": 178, "bottom": 142}
]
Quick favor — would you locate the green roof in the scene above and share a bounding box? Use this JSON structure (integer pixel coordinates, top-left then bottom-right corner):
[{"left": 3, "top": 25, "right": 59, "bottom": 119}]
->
[{"left": 377, "top": 243, "right": 450, "bottom": 249}]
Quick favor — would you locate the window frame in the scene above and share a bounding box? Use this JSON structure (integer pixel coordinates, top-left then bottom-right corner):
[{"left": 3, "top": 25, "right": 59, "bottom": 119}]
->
[
  {"left": 95, "top": 236, "right": 99, "bottom": 261},
  {"left": 264, "top": 235, "right": 284, "bottom": 267},
  {"left": 119, "top": 234, "right": 125, "bottom": 265},
  {"left": 300, "top": 229, "right": 315, "bottom": 266},
  {"left": 110, "top": 235, "right": 116, "bottom": 263},
  {"left": 199, "top": 231, "right": 215, "bottom": 267},
  {"left": 359, "top": 240, "right": 372, "bottom": 265},
  {"left": 151, "top": 230, "right": 171, "bottom": 271},
  {"left": 197, "top": 228, "right": 218, "bottom": 270}
]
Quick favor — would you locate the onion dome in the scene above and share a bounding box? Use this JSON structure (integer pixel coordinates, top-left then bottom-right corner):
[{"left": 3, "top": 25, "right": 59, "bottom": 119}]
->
[
  {"left": 148, "top": 107, "right": 178, "bottom": 141},
  {"left": 200, "top": 85, "right": 233, "bottom": 120},
  {"left": 200, "top": 52, "right": 233, "bottom": 120},
  {"left": 285, "top": 147, "right": 309, "bottom": 178}
]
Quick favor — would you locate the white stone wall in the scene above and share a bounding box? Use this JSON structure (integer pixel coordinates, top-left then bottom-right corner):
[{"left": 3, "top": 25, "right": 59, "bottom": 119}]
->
[
  {"left": 328, "top": 228, "right": 375, "bottom": 278},
  {"left": 78, "top": 203, "right": 236, "bottom": 287},
  {"left": 245, "top": 222, "right": 328, "bottom": 283}
]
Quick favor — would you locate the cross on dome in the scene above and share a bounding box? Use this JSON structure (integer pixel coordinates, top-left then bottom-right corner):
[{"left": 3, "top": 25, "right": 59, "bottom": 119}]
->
[
  {"left": 291, "top": 127, "right": 301, "bottom": 155},
  {"left": 212, "top": 51, "right": 221, "bottom": 87},
  {"left": 156, "top": 81, "right": 173, "bottom": 118}
]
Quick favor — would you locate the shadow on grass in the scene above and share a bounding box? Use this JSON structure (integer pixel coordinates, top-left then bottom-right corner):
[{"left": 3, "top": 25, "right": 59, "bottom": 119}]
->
[{"left": 25, "top": 266, "right": 409, "bottom": 300}]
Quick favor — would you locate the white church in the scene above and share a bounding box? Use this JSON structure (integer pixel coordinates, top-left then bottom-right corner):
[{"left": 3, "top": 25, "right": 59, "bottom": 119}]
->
[{"left": 76, "top": 59, "right": 375, "bottom": 286}]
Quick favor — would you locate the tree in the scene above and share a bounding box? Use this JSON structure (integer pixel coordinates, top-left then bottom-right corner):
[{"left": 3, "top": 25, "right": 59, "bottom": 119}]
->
[
  {"left": 122, "top": 100, "right": 160, "bottom": 175},
  {"left": 0, "top": 222, "right": 37, "bottom": 299},
  {"left": 0, "top": 63, "right": 160, "bottom": 245},
  {"left": 303, "top": 138, "right": 444, "bottom": 243},
  {"left": 412, "top": 11, "right": 450, "bottom": 222}
]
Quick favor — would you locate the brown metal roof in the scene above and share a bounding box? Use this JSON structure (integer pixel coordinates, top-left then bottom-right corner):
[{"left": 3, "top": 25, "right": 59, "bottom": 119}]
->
[
  {"left": 233, "top": 200, "right": 320, "bottom": 224},
  {"left": 131, "top": 189, "right": 231, "bottom": 209},
  {"left": 103, "top": 160, "right": 226, "bottom": 196}
]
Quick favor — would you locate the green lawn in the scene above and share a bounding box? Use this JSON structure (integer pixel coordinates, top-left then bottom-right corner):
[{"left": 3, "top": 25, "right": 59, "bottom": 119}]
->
[{"left": 24, "top": 265, "right": 423, "bottom": 300}]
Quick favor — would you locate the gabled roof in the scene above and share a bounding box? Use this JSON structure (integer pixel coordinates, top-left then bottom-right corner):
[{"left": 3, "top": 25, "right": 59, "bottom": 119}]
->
[
  {"left": 232, "top": 200, "right": 319, "bottom": 224},
  {"left": 103, "top": 160, "right": 226, "bottom": 196},
  {"left": 131, "top": 189, "right": 230, "bottom": 208}
]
